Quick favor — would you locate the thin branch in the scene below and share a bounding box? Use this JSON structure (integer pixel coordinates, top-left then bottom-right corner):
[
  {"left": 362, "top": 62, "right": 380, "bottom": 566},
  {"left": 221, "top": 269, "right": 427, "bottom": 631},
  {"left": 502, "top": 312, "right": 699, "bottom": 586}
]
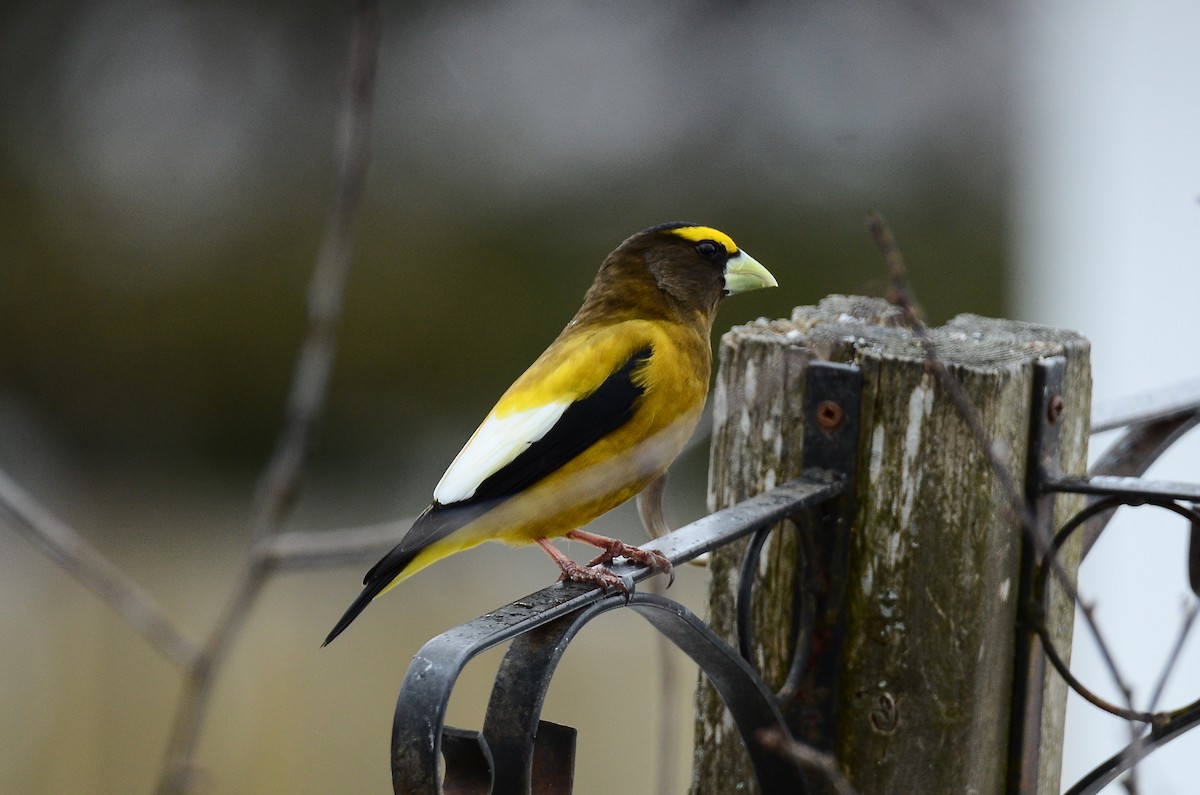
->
[
  {"left": 0, "top": 469, "right": 201, "bottom": 669},
  {"left": 867, "top": 210, "right": 1139, "bottom": 716},
  {"left": 156, "top": 4, "right": 381, "bottom": 792},
  {"left": 1117, "top": 598, "right": 1198, "bottom": 794},
  {"left": 1145, "top": 600, "right": 1200, "bottom": 716},
  {"left": 1120, "top": 598, "right": 1200, "bottom": 783},
  {"left": 247, "top": 2, "right": 378, "bottom": 544},
  {"left": 254, "top": 519, "right": 412, "bottom": 570}
]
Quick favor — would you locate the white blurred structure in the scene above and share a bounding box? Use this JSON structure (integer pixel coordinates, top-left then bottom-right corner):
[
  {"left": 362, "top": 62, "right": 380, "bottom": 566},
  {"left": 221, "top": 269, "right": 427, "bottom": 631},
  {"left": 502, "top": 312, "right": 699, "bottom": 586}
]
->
[{"left": 1013, "top": 0, "right": 1200, "bottom": 790}]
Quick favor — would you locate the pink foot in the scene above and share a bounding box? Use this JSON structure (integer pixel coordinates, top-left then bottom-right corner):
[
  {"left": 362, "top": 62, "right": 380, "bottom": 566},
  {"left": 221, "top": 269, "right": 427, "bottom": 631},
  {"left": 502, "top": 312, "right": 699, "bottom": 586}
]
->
[{"left": 569, "top": 530, "right": 674, "bottom": 587}]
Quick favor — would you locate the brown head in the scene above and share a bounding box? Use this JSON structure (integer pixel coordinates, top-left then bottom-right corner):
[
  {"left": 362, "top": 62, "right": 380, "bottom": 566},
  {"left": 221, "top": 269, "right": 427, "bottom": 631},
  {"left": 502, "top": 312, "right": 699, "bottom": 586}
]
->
[{"left": 574, "top": 222, "right": 778, "bottom": 328}]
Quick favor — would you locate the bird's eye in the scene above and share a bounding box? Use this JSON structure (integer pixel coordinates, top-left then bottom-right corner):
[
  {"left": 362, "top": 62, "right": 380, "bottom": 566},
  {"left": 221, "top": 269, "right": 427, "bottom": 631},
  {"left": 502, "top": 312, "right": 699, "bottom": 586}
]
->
[{"left": 695, "top": 240, "right": 722, "bottom": 260}]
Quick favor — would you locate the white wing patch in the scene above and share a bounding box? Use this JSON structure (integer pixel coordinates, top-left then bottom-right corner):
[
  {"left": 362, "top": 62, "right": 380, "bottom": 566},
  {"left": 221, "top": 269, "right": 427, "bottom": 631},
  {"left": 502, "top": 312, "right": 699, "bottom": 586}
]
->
[{"left": 433, "top": 401, "right": 572, "bottom": 504}]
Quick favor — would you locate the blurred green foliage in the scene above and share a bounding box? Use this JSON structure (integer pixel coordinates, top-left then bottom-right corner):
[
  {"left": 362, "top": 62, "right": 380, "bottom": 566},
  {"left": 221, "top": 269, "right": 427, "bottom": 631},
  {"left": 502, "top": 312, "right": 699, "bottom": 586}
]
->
[{"left": 0, "top": 1, "right": 1009, "bottom": 468}]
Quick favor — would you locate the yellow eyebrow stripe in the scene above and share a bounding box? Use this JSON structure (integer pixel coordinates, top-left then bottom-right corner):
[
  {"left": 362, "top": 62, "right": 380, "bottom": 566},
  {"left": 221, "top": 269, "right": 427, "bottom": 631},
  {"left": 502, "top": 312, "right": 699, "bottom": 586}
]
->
[{"left": 666, "top": 225, "right": 739, "bottom": 255}]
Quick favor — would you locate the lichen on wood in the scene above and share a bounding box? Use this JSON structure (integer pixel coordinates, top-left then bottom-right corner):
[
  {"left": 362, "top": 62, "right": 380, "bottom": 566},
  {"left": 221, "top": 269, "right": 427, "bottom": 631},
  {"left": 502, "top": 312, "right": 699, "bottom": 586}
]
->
[{"left": 691, "top": 296, "right": 1089, "bottom": 795}]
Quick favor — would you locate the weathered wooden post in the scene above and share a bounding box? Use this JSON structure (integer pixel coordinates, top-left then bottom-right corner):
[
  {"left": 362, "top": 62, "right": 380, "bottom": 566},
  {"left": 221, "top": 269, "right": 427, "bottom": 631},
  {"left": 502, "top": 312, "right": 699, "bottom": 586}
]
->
[{"left": 692, "top": 296, "right": 1090, "bottom": 794}]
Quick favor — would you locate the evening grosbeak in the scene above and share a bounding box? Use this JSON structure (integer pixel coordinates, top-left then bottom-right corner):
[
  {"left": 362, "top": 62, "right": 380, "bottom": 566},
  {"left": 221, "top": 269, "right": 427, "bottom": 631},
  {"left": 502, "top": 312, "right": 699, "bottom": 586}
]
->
[{"left": 324, "top": 223, "right": 776, "bottom": 645}]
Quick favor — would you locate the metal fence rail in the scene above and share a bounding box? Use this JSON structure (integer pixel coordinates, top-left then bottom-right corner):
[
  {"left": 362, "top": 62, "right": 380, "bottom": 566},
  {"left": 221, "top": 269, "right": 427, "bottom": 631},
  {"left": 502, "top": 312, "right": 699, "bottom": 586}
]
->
[
  {"left": 391, "top": 476, "right": 849, "bottom": 794},
  {"left": 390, "top": 360, "right": 1200, "bottom": 795}
]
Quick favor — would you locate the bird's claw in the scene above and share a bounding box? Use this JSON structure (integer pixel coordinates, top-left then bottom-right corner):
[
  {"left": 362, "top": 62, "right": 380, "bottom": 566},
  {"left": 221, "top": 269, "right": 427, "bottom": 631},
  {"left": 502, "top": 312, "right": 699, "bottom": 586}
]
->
[
  {"left": 556, "top": 559, "right": 632, "bottom": 596},
  {"left": 584, "top": 541, "right": 674, "bottom": 587}
]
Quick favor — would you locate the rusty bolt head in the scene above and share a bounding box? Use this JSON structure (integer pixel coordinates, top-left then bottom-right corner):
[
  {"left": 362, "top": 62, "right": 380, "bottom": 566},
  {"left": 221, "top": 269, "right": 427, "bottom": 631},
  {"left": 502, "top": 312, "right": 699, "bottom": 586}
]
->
[
  {"left": 1047, "top": 394, "right": 1065, "bottom": 425},
  {"left": 816, "top": 400, "right": 845, "bottom": 431}
]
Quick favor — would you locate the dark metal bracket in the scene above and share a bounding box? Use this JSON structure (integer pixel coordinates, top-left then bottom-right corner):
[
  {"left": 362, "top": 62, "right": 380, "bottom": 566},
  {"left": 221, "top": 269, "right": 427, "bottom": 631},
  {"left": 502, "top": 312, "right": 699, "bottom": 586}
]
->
[
  {"left": 737, "top": 361, "right": 861, "bottom": 747},
  {"left": 1008, "top": 355, "right": 1066, "bottom": 794},
  {"left": 390, "top": 360, "right": 863, "bottom": 794}
]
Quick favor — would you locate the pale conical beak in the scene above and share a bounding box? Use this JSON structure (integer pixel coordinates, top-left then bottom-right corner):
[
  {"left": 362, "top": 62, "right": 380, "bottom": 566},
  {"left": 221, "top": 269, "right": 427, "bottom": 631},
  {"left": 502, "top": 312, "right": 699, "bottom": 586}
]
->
[{"left": 722, "top": 250, "right": 778, "bottom": 295}]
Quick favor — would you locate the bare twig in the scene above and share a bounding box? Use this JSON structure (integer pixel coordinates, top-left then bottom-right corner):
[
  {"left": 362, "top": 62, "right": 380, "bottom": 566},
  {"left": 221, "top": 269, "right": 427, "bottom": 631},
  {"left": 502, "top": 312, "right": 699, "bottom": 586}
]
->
[
  {"left": 1119, "top": 599, "right": 1200, "bottom": 788},
  {"left": 247, "top": 3, "right": 379, "bottom": 545},
  {"left": 867, "top": 211, "right": 1139, "bottom": 716},
  {"left": 1144, "top": 600, "right": 1200, "bottom": 716},
  {"left": 254, "top": 519, "right": 413, "bottom": 570},
  {"left": 156, "top": 4, "right": 381, "bottom": 792},
  {"left": 0, "top": 469, "right": 201, "bottom": 669}
]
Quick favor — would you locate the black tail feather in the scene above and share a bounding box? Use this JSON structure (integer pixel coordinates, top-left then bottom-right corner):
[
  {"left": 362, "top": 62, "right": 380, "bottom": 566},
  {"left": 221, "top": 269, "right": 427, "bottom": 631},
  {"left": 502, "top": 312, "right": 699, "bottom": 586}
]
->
[
  {"left": 322, "top": 577, "right": 390, "bottom": 646},
  {"left": 323, "top": 500, "right": 493, "bottom": 646}
]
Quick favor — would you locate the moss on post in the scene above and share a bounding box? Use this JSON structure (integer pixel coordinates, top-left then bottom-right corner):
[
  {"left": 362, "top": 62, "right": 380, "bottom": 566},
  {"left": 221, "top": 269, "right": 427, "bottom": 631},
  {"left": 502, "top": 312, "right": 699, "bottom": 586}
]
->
[{"left": 691, "top": 296, "right": 1089, "bottom": 795}]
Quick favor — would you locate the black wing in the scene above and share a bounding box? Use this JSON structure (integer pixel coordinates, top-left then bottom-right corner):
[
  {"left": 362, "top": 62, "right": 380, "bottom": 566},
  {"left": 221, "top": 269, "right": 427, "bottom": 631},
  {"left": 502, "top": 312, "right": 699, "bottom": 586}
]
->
[
  {"left": 322, "top": 345, "right": 652, "bottom": 645},
  {"left": 470, "top": 344, "right": 653, "bottom": 502}
]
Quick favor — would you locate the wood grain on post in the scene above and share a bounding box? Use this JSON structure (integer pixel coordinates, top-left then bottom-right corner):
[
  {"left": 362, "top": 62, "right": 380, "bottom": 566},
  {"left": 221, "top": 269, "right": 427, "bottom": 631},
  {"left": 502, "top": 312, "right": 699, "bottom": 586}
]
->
[{"left": 691, "top": 296, "right": 1090, "bottom": 795}]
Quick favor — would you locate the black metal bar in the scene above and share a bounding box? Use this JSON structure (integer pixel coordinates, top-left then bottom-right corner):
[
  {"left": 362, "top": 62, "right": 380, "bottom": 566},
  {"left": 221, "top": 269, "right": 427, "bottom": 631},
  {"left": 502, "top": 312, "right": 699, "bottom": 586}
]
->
[
  {"left": 630, "top": 595, "right": 807, "bottom": 795},
  {"left": 1090, "top": 375, "right": 1200, "bottom": 433},
  {"left": 1190, "top": 511, "right": 1200, "bottom": 599},
  {"left": 1089, "top": 413, "right": 1200, "bottom": 479},
  {"left": 1064, "top": 702, "right": 1200, "bottom": 795},
  {"left": 1047, "top": 475, "right": 1200, "bottom": 503},
  {"left": 786, "top": 361, "right": 861, "bottom": 748},
  {"left": 391, "top": 474, "right": 846, "bottom": 793},
  {"left": 1008, "top": 356, "right": 1066, "bottom": 795},
  {"left": 736, "top": 525, "right": 772, "bottom": 667},
  {"left": 1033, "top": 493, "right": 1200, "bottom": 724},
  {"left": 481, "top": 613, "right": 579, "bottom": 795},
  {"left": 481, "top": 592, "right": 806, "bottom": 795},
  {"left": 1080, "top": 407, "right": 1200, "bottom": 557},
  {"left": 728, "top": 360, "right": 861, "bottom": 749},
  {"left": 653, "top": 475, "right": 848, "bottom": 566},
  {"left": 1033, "top": 498, "right": 1156, "bottom": 724}
]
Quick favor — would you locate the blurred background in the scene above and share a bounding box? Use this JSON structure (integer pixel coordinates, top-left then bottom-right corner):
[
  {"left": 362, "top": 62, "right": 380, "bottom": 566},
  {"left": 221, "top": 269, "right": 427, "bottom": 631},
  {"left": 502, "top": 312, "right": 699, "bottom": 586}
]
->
[{"left": 0, "top": 0, "right": 1195, "bottom": 793}]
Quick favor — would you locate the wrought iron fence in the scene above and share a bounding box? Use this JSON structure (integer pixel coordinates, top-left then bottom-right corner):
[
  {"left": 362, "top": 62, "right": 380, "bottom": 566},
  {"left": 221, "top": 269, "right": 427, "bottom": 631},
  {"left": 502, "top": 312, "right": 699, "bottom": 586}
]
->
[
  {"left": 1017, "top": 368, "right": 1200, "bottom": 795},
  {"left": 389, "top": 362, "right": 1200, "bottom": 794}
]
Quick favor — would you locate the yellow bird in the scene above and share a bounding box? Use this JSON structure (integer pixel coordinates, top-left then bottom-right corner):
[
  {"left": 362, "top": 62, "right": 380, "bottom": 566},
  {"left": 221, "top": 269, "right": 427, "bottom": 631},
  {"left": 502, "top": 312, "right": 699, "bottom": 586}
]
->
[{"left": 324, "top": 223, "right": 776, "bottom": 645}]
